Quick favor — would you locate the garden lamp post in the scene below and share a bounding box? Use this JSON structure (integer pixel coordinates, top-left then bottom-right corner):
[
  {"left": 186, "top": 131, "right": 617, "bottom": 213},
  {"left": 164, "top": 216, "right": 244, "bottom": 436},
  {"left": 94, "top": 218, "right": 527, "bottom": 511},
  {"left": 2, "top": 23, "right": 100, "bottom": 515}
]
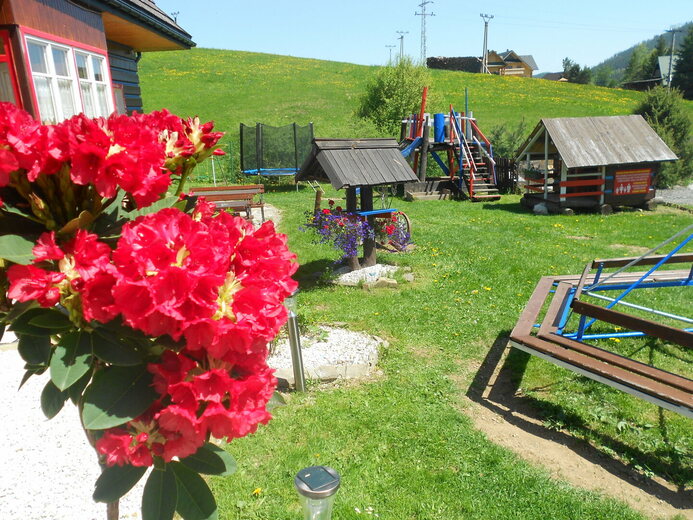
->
[
  {"left": 285, "top": 289, "right": 306, "bottom": 392},
  {"left": 294, "top": 466, "right": 341, "bottom": 520}
]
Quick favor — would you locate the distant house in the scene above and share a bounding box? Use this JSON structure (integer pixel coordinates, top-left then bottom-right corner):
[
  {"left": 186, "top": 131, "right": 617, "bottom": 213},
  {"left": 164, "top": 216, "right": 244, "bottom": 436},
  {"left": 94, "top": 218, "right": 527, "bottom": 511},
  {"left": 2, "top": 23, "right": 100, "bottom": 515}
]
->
[
  {"left": 622, "top": 55, "right": 680, "bottom": 91},
  {"left": 0, "top": 0, "right": 194, "bottom": 122},
  {"left": 540, "top": 72, "right": 568, "bottom": 82},
  {"left": 427, "top": 50, "right": 538, "bottom": 77}
]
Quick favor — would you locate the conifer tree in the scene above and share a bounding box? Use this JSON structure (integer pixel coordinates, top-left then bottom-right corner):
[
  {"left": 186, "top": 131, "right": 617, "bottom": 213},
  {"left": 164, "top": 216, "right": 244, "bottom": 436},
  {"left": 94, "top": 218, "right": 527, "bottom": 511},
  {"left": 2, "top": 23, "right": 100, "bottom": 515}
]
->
[{"left": 672, "top": 26, "right": 693, "bottom": 99}]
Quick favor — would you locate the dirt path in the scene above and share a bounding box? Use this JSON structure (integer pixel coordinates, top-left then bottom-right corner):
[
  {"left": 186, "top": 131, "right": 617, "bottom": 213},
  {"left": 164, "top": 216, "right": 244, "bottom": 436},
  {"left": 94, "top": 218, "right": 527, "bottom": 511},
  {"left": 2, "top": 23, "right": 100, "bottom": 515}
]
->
[{"left": 457, "top": 343, "right": 692, "bottom": 520}]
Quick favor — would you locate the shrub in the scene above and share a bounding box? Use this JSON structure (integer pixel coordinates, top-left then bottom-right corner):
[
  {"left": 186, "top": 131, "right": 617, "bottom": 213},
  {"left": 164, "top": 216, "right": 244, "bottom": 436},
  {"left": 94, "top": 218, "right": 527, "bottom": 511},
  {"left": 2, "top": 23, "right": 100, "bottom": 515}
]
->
[
  {"left": 357, "top": 57, "right": 430, "bottom": 136},
  {"left": 634, "top": 86, "right": 692, "bottom": 187}
]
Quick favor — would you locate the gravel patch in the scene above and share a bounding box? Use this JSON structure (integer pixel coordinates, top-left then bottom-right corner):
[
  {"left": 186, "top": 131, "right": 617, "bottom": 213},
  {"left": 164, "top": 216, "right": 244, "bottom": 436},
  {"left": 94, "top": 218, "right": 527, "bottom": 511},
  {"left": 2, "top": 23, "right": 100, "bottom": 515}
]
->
[
  {"left": 333, "top": 264, "right": 399, "bottom": 286},
  {"left": 657, "top": 185, "right": 693, "bottom": 206},
  {"left": 268, "top": 326, "right": 381, "bottom": 370}
]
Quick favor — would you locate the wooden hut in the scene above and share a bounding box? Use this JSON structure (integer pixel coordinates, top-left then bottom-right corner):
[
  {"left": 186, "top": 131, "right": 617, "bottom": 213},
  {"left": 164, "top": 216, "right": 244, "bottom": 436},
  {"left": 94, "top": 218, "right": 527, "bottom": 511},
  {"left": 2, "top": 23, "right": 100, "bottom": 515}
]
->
[
  {"left": 0, "top": 0, "right": 194, "bottom": 121},
  {"left": 296, "top": 138, "right": 418, "bottom": 268},
  {"left": 515, "top": 115, "right": 678, "bottom": 214}
]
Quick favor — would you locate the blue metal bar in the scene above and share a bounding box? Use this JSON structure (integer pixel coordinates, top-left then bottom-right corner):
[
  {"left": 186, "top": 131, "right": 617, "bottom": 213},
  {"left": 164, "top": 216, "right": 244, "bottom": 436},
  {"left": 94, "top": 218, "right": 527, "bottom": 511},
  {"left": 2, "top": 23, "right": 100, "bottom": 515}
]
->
[
  {"left": 587, "top": 279, "right": 692, "bottom": 292},
  {"left": 430, "top": 151, "right": 450, "bottom": 175},
  {"left": 581, "top": 233, "right": 693, "bottom": 333},
  {"left": 555, "top": 287, "right": 576, "bottom": 335},
  {"left": 686, "top": 264, "right": 693, "bottom": 284},
  {"left": 565, "top": 327, "right": 693, "bottom": 341},
  {"left": 356, "top": 209, "right": 397, "bottom": 216}
]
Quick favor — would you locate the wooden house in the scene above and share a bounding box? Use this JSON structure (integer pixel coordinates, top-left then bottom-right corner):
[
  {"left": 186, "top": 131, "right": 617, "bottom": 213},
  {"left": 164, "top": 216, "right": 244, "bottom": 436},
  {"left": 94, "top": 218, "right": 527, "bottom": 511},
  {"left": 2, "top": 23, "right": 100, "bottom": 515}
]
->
[
  {"left": 427, "top": 50, "right": 537, "bottom": 77},
  {"left": 0, "top": 0, "right": 193, "bottom": 122},
  {"left": 515, "top": 115, "right": 678, "bottom": 214}
]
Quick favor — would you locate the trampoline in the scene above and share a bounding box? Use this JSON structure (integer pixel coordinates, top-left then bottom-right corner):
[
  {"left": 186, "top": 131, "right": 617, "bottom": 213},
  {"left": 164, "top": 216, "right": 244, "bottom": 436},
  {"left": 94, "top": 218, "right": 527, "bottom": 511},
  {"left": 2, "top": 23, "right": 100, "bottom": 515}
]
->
[{"left": 240, "top": 122, "right": 313, "bottom": 178}]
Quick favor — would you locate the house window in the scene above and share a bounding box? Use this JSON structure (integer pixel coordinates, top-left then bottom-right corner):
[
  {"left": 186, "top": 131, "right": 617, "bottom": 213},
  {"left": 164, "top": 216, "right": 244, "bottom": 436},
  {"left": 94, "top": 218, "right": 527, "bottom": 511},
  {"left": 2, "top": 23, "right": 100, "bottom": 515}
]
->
[{"left": 25, "top": 36, "right": 112, "bottom": 123}]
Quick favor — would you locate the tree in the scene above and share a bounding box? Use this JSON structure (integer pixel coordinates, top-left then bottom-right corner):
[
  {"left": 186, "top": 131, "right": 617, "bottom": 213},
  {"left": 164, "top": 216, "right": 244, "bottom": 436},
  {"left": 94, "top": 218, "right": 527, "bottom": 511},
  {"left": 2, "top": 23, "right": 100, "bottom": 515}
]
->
[
  {"left": 635, "top": 86, "right": 692, "bottom": 186},
  {"left": 357, "top": 56, "right": 430, "bottom": 135},
  {"left": 672, "top": 26, "right": 693, "bottom": 99},
  {"left": 592, "top": 65, "right": 617, "bottom": 88},
  {"left": 643, "top": 36, "right": 668, "bottom": 79},
  {"left": 562, "top": 57, "right": 591, "bottom": 84},
  {"left": 623, "top": 43, "right": 649, "bottom": 83}
]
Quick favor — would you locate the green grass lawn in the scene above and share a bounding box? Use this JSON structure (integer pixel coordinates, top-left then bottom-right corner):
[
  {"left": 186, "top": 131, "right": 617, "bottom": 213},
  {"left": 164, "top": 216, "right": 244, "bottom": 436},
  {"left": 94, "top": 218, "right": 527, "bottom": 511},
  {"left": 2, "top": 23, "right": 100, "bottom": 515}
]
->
[
  {"left": 139, "top": 48, "right": 692, "bottom": 518},
  {"left": 202, "top": 188, "right": 691, "bottom": 519}
]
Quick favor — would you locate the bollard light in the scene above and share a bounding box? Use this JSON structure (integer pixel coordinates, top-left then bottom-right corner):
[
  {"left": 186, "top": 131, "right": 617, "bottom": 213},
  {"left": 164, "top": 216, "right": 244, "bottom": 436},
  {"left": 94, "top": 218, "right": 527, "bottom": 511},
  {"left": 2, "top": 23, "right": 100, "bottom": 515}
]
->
[
  {"left": 294, "top": 466, "right": 340, "bottom": 520},
  {"left": 285, "top": 289, "right": 306, "bottom": 392}
]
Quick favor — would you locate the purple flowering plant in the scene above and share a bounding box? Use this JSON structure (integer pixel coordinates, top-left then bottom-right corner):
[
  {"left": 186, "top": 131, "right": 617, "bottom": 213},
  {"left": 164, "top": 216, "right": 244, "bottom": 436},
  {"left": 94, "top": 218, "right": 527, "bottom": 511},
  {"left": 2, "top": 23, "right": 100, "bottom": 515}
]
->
[{"left": 302, "top": 205, "right": 371, "bottom": 259}]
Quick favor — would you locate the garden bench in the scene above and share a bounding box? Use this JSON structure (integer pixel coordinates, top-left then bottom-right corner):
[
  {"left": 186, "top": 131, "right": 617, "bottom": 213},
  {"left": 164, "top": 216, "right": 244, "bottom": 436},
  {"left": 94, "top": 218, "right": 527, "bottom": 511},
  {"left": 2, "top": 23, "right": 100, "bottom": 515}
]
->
[
  {"left": 189, "top": 184, "right": 265, "bottom": 222},
  {"left": 509, "top": 253, "right": 693, "bottom": 418}
]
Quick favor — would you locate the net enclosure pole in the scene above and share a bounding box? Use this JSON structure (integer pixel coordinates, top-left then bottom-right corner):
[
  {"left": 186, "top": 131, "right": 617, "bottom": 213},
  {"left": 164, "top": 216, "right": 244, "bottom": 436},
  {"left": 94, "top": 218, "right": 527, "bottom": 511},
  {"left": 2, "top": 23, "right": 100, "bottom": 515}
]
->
[
  {"left": 239, "top": 123, "right": 245, "bottom": 173},
  {"left": 293, "top": 122, "right": 299, "bottom": 173}
]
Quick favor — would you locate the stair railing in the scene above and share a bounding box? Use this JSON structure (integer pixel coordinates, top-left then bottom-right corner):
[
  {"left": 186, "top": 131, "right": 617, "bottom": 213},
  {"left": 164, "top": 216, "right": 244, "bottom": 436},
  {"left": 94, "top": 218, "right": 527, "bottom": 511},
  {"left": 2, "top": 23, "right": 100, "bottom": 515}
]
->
[
  {"left": 470, "top": 119, "right": 497, "bottom": 186},
  {"left": 449, "top": 108, "right": 478, "bottom": 198}
]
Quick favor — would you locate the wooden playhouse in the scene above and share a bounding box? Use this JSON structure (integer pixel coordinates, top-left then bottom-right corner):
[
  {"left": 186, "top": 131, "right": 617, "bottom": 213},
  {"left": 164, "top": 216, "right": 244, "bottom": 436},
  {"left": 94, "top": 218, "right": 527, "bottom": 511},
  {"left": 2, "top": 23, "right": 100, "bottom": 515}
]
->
[{"left": 515, "top": 115, "right": 678, "bottom": 214}]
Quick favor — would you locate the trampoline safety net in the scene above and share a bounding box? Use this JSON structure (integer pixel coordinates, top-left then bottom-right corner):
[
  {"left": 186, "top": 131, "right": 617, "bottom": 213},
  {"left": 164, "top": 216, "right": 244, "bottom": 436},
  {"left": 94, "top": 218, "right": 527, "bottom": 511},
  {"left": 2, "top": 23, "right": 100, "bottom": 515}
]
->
[{"left": 240, "top": 122, "right": 314, "bottom": 175}]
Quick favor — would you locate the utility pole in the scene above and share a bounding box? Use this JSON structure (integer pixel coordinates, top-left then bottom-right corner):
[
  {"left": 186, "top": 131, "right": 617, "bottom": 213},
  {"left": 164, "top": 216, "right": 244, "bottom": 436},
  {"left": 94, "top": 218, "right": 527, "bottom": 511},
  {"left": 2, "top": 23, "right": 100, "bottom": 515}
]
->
[
  {"left": 386, "top": 45, "right": 396, "bottom": 63},
  {"left": 415, "top": 1, "right": 435, "bottom": 65},
  {"left": 480, "top": 13, "right": 493, "bottom": 73},
  {"left": 665, "top": 27, "right": 682, "bottom": 88},
  {"left": 396, "top": 31, "right": 409, "bottom": 61}
]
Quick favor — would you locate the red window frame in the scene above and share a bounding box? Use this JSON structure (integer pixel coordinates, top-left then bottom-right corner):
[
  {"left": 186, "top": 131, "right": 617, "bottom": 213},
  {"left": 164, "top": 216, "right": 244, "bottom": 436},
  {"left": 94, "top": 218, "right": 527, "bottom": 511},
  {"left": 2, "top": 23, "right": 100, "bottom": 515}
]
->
[{"left": 0, "top": 30, "right": 23, "bottom": 108}]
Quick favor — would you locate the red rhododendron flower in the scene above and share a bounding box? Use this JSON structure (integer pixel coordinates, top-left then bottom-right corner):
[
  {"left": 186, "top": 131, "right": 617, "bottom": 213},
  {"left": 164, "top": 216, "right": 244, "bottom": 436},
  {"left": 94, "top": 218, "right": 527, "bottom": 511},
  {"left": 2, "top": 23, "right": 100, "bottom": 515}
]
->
[
  {"left": 32, "top": 232, "right": 64, "bottom": 262},
  {"left": 7, "top": 264, "right": 65, "bottom": 307}
]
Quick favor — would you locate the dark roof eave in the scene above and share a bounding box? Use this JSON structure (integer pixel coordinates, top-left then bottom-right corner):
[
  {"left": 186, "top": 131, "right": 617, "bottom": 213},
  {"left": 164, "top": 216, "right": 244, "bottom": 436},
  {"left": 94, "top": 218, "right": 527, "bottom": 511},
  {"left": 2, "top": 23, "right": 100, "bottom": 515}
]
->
[{"left": 98, "top": 0, "right": 195, "bottom": 48}]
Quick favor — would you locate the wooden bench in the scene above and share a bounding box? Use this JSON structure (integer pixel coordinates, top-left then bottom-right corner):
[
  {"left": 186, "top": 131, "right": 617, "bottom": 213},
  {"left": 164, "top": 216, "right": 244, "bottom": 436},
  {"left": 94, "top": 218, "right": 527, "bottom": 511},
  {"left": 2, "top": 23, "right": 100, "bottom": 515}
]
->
[
  {"left": 189, "top": 184, "right": 265, "bottom": 222},
  {"left": 509, "top": 254, "right": 693, "bottom": 418}
]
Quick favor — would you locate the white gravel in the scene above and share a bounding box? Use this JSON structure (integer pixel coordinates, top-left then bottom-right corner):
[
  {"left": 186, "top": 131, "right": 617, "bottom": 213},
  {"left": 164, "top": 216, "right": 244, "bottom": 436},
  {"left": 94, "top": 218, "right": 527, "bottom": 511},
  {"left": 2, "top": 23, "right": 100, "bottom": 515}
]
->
[
  {"left": 268, "top": 326, "right": 381, "bottom": 369},
  {"left": 0, "top": 324, "right": 380, "bottom": 519},
  {"left": 333, "top": 264, "right": 399, "bottom": 286}
]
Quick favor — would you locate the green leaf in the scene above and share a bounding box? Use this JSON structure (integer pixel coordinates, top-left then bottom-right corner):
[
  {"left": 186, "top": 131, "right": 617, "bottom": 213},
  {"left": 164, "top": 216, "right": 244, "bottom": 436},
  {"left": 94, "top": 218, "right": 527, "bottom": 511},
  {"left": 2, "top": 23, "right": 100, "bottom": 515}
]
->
[
  {"left": 19, "top": 365, "right": 47, "bottom": 389},
  {"left": 50, "top": 331, "right": 93, "bottom": 391},
  {"left": 92, "top": 330, "right": 144, "bottom": 366},
  {"left": 29, "top": 309, "right": 73, "bottom": 330},
  {"left": 0, "top": 234, "right": 36, "bottom": 264},
  {"left": 93, "top": 464, "right": 147, "bottom": 503},
  {"left": 171, "top": 462, "right": 218, "bottom": 520},
  {"left": 67, "top": 369, "right": 92, "bottom": 405},
  {"left": 40, "top": 380, "right": 67, "bottom": 419},
  {"left": 9, "top": 308, "right": 56, "bottom": 336},
  {"left": 180, "top": 443, "right": 237, "bottom": 476},
  {"left": 82, "top": 364, "right": 157, "bottom": 430},
  {"left": 17, "top": 334, "right": 51, "bottom": 365},
  {"left": 142, "top": 466, "right": 177, "bottom": 520},
  {"left": 4, "top": 300, "right": 39, "bottom": 324},
  {"left": 127, "top": 196, "right": 179, "bottom": 219}
]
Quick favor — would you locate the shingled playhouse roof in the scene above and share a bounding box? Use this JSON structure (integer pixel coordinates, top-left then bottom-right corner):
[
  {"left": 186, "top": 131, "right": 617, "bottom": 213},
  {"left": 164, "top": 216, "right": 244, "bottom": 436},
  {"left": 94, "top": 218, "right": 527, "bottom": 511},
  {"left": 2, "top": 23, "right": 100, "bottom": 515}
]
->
[
  {"left": 516, "top": 115, "right": 678, "bottom": 169},
  {"left": 296, "top": 139, "right": 419, "bottom": 190}
]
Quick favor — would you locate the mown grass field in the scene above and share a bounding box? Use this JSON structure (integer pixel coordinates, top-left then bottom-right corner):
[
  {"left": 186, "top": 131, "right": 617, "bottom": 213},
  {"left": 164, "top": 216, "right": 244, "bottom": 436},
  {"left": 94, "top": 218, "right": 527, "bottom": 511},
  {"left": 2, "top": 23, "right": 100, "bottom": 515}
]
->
[{"left": 139, "top": 48, "right": 692, "bottom": 518}]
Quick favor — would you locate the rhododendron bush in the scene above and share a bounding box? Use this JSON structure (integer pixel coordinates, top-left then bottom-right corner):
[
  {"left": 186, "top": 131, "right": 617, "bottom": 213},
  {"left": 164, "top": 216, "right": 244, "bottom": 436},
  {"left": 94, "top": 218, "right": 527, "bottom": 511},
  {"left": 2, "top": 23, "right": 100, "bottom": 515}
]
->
[{"left": 0, "top": 103, "right": 298, "bottom": 520}]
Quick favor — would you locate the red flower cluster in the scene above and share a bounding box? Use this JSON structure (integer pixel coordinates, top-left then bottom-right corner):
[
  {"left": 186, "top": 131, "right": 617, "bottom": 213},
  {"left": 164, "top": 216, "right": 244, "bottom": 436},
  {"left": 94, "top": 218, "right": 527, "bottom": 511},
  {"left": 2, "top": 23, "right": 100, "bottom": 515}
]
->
[
  {"left": 0, "top": 103, "right": 223, "bottom": 209},
  {"left": 6, "top": 202, "right": 298, "bottom": 466}
]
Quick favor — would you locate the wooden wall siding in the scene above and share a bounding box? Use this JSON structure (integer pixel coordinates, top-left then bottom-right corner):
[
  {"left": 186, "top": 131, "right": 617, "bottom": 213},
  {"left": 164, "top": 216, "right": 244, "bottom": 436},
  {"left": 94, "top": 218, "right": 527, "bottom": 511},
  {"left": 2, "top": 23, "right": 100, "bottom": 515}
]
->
[
  {"left": 0, "top": 1, "right": 16, "bottom": 25},
  {"left": 9, "top": 0, "right": 106, "bottom": 50},
  {"left": 107, "top": 40, "right": 142, "bottom": 113}
]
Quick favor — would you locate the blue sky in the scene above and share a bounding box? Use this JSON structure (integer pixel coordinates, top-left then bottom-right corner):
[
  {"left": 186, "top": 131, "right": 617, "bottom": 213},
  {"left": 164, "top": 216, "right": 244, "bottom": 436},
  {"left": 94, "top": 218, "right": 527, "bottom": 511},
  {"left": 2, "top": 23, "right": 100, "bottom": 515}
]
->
[{"left": 155, "top": 1, "right": 691, "bottom": 73}]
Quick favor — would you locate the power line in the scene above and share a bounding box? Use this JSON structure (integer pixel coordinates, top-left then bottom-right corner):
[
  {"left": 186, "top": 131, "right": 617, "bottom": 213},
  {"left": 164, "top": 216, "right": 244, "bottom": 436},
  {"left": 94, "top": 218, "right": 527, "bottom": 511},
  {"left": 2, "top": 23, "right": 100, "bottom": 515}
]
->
[{"left": 415, "top": 1, "right": 435, "bottom": 65}]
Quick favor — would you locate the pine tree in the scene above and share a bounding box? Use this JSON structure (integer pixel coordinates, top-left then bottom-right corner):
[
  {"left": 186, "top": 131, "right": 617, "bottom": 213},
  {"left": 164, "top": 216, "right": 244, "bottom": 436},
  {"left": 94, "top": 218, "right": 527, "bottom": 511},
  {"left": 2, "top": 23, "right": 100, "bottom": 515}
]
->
[
  {"left": 623, "top": 43, "right": 649, "bottom": 83},
  {"left": 671, "top": 26, "right": 693, "bottom": 99},
  {"left": 643, "top": 36, "right": 668, "bottom": 79}
]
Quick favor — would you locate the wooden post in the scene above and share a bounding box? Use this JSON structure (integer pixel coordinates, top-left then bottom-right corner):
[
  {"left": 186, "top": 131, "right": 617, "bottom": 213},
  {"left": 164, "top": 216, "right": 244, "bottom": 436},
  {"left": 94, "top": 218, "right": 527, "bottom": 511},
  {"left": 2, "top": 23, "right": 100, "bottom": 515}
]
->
[
  {"left": 400, "top": 121, "right": 407, "bottom": 142},
  {"left": 543, "top": 129, "right": 549, "bottom": 200},
  {"left": 360, "top": 186, "right": 376, "bottom": 267},
  {"left": 313, "top": 188, "right": 323, "bottom": 213},
  {"left": 417, "top": 118, "right": 430, "bottom": 182},
  {"left": 345, "top": 187, "right": 360, "bottom": 271}
]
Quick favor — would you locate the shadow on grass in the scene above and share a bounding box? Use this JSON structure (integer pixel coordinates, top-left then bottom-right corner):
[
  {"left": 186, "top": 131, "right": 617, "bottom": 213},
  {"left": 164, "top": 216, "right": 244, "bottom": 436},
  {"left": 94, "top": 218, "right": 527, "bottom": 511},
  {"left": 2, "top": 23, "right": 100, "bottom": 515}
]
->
[
  {"left": 480, "top": 201, "right": 529, "bottom": 215},
  {"left": 466, "top": 331, "right": 692, "bottom": 506},
  {"left": 294, "top": 259, "right": 338, "bottom": 292}
]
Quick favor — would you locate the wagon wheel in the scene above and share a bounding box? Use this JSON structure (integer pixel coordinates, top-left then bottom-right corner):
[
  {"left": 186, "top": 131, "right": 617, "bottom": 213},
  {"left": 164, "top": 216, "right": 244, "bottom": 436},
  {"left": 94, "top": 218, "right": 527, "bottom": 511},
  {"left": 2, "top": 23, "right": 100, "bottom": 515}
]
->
[{"left": 375, "top": 211, "right": 411, "bottom": 251}]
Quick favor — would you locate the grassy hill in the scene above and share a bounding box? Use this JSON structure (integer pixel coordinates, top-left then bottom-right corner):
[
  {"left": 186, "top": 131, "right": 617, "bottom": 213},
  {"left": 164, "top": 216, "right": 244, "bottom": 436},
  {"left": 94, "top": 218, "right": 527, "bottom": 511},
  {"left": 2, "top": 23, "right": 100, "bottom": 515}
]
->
[{"left": 139, "top": 47, "right": 692, "bottom": 167}]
